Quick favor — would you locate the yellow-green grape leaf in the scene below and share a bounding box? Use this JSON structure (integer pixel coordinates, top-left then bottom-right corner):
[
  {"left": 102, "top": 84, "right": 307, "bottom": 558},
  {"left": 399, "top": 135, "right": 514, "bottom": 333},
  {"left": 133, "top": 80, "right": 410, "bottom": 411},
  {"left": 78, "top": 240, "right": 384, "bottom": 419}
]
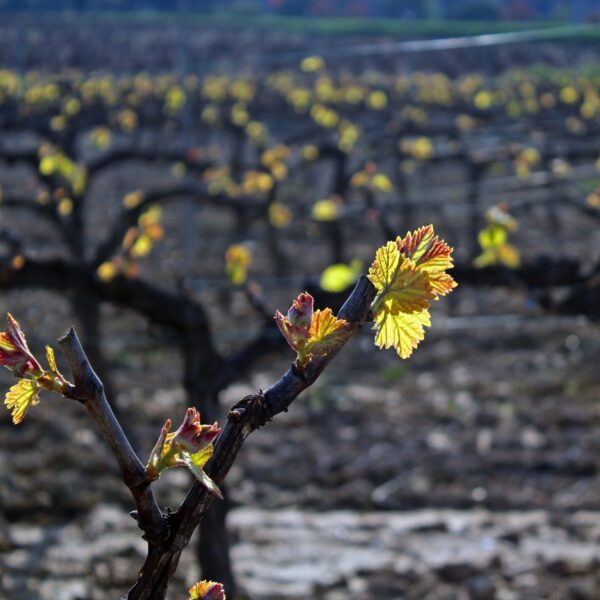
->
[
  {"left": 144, "top": 410, "right": 221, "bottom": 497},
  {"left": 5, "top": 378, "right": 40, "bottom": 425},
  {"left": 138, "top": 205, "right": 162, "bottom": 227},
  {"left": 478, "top": 224, "right": 507, "bottom": 250},
  {"left": 268, "top": 202, "right": 291, "bottom": 228},
  {"left": 43, "top": 344, "right": 68, "bottom": 387},
  {"left": 225, "top": 244, "right": 251, "bottom": 286},
  {"left": 312, "top": 197, "right": 339, "bottom": 222},
  {"left": 58, "top": 198, "right": 73, "bottom": 217},
  {"left": 373, "top": 306, "right": 431, "bottom": 359},
  {"left": 397, "top": 225, "right": 457, "bottom": 297},
  {"left": 301, "top": 55, "right": 325, "bottom": 72},
  {"left": 473, "top": 248, "right": 497, "bottom": 269},
  {"left": 371, "top": 173, "right": 393, "bottom": 193},
  {"left": 130, "top": 234, "right": 153, "bottom": 258},
  {"left": 123, "top": 191, "right": 144, "bottom": 209},
  {"left": 305, "top": 308, "right": 351, "bottom": 360},
  {"left": 497, "top": 243, "right": 521, "bottom": 269},
  {"left": 97, "top": 261, "right": 118, "bottom": 282},
  {"left": 320, "top": 260, "right": 362, "bottom": 293},
  {"left": 412, "top": 137, "right": 433, "bottom": 160},
  {"left": 39, "top": 155, "right": 57, "bottom": 176},
  {"left": 368, "top": 241, "right": 434, "bottom": 315},
  {"left": 45, "top": 345, "right": 58, "bottom": 372},
  {"left": 369, "top": 229, "right": 455, "bottom": 359}
]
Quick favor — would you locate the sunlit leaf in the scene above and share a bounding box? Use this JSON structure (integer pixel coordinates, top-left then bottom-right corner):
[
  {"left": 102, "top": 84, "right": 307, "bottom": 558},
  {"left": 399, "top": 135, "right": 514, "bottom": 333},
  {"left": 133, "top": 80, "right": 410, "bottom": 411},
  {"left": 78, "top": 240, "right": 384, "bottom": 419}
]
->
[
  {"left": 373, "top": 305, "right": 431, "bottom": 360},
  {"left": 497, "top": 243, "right": 521, "bottom": 268},
  {"left": 369, "top": 229, "right": 455, "bottom": 359},
  {"left": 123, "top": 191, "right": 144, "bottom": 209},
  {"left": 45, "top": 345, "right": 58, "bottom": 372},
  {"left": 320, "top": 260, "right": 362, "bottom": 293},
  {"left": 268, "top": 202, "right": 291, "bottom": 228},
  {"left": 130, "top": 234, "right": 153, "bottom": 258},
  {"left": 4, "top": 378, "right": 40, "bottom": 425},
  {"left": 473, "top": 248, "right": 496, "bottom": 269},
  {"left": 300, "top": 55, "right": 325, "bottom": 72},
  {"left": 368, "top": 242, "right": 434, "bottom": 314},
  {"left": 312, "top": 197, "right": 339, "bottom": 221},
  {"left": 478, "top": 224, "right": 507, "bottom": 250},
  {"left": 97, "top": 261, "right": 117, "bottom": 282},
  {"left": 397, "top": 225, "right": 457, "bottom": 297},
  {"left": 225, "top": 244, "right": 251, "bottom": 286},
  {"left": 305, "top": 308, "right": 351, "bottom": 361},
  {"left": 58, "top": 198, "right": 73, "bottom": 217},
  {"left": 182, "top": 452, "right": 222, "bottom": 499}
]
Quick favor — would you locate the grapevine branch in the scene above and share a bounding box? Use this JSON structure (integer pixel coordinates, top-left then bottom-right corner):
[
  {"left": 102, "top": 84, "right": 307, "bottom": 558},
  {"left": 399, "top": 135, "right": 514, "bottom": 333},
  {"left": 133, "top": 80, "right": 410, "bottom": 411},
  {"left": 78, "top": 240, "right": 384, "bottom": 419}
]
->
[
  {"left": 92, "top": 182, "right": 258, "bottom": 267},
  {"left": 124, "top": 275, "right": 377, "bottom": 599},
  {"left": 0, "top": 194, "right": 61, "bottom": 225},
  {"left": 85, "top": 145, "right": 213, "bottom": 179},
  {"left": 57, "top": 327, "right": 166, "bottom": 543}
]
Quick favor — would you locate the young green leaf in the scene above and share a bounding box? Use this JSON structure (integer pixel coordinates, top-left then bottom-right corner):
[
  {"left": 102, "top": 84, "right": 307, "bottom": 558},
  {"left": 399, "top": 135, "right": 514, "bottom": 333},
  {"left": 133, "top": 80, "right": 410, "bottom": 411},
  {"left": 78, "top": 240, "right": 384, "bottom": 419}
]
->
[
  {"left": 182, "top": 450, "right": 223, "bottom": 499},
  {"left": 369, "top": 226, "right": 456, "bottom": 359},
  {"left": 473, "top": 206, "right": 521, "bottom": 269},
  {"left": 4, "top": 379, "right": 40, "bottom": 425},
  {"left": 274, "top": 293, "right": 350, "bottom": 367},
  {"left": 320, "top": 260, "right": 362, "bottom": 293},
  {"left": 45, "top": 345, "right": 59, "bottom": 372},
  {"left": 145, "top": 408, "right": 222, "bottom": 497},
  {"left": 373, "top": 306, "right": 431, "bottom": 359},
  {"left": 304, "top": 308, "right": 351, "bottom": 361}
]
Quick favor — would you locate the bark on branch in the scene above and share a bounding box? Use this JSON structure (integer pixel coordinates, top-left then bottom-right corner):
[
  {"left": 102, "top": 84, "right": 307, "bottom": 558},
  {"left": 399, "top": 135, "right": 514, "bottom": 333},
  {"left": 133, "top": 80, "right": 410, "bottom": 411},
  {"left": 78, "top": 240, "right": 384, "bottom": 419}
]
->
[
  {"left": 57, "top": 327, "right": 166, "bottom": 543},
  {"left": 125, "top": 275, "right": 377, "bottom": 600}
]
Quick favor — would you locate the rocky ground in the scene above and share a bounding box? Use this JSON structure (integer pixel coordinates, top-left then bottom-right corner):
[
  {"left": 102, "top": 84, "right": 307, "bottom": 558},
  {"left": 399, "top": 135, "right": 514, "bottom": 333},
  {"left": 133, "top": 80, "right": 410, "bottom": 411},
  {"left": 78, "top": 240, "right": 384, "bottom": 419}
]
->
[{"left": 1, "top": 304, "right": 599, "bottom": 599}]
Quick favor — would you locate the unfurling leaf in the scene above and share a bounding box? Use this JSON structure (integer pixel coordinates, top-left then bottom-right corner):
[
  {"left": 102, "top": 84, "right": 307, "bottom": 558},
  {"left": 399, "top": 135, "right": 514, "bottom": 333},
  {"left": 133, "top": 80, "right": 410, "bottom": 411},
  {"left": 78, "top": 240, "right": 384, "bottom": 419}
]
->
[
  {"left": 189, "top": 580, "right": 226, "bottom": 600},
  {"left": 275, "top": 293, "right": 349, "bottom": 367},
  {"left": 478, "top": 224, "right": 507, "bottom": 250},
  {"left": 473, "top": 206, "right": 520, "bottom": 269},
  {"left": 274, "top": 292, "right": 313, "bottom": 355},
  {"left": 305, "top": 308, "right": 351, "bottom": 360},
  {"left": 368, "top": 226, "right": 456, "bottom": 359},
  {"left": 182, "top": 451, "right": 222, "bottom": 499},
  {"left": 145, "top": 408, "right": 222, "bottom": 498},
  {"left": 1, "top": 315, "right": 73, "bottom": 424},
  {"left": 4, "top": 378, "right": 40, "bottom": 425},
  {"left": 0, "top": 313, "right": 42, "bottom": 377},
  {"left": 38, "top": 345, "right": 70, "bottom": 396}
]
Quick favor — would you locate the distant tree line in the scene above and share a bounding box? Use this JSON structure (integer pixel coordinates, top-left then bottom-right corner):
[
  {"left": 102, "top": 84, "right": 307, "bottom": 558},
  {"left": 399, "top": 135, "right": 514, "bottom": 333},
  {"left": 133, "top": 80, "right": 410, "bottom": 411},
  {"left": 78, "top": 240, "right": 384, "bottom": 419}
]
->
[{"left": 0, "top": 0, "right": 598, "bottom": 23}]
